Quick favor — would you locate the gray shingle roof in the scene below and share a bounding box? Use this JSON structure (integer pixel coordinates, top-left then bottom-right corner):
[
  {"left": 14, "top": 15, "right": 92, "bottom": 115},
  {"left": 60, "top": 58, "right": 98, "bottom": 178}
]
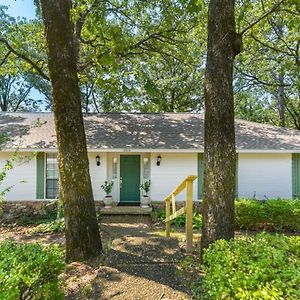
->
[{"left": 1, "top": 112, "right": 300, "bottom": 151}]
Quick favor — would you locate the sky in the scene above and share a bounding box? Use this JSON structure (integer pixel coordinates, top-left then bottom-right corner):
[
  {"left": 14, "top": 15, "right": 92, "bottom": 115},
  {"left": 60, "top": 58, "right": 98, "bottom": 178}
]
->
[{"left": 0, "top": 0, "right": 36, "bottom": 19}]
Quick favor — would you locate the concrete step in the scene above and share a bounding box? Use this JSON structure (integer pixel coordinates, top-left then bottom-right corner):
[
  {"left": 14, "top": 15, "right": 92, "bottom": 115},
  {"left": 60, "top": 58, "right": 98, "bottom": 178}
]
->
[{"left": 99, "top": 206, "right": 152, "bottom": 215}]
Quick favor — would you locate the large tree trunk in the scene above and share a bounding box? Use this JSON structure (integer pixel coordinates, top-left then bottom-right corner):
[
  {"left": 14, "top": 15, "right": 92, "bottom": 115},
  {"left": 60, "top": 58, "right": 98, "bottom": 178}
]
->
[
  {"left": 39, "top": 0, "right": 102, "bottom": 262},
  {"left": 201, "top": 0, "right": 242, "bottom": 253}
]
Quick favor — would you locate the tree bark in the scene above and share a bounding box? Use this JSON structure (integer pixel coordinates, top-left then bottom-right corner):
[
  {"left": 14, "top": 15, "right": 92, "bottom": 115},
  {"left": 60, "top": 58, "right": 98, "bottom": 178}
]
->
[
  {"left": 201, "top": 0, "right": 241, "bottom": 253},
  {"left": 39, "top": 0, "right": 102, "bottom": 262}
]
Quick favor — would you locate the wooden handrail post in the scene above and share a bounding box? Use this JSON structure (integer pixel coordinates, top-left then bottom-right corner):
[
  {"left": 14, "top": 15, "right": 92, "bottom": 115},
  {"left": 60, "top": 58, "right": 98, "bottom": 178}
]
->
[
  {"left": 186, "top": 179, "right": 193, "bottom": 253},
  {"left": 166, "top": 200, "right": 171, "bottom": 237}
]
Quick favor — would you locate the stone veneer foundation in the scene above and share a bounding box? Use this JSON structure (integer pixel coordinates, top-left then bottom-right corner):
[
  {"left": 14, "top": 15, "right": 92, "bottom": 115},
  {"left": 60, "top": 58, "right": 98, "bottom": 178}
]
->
[{"left": 0, "top": 200, "right": 202, "bottom": 222}]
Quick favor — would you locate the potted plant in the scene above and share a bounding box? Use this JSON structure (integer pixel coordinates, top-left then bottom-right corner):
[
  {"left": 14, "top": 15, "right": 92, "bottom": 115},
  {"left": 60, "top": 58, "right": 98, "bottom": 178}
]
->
[
  {"left": 101, "top": 180, "right": 114, "bottom": 208},
  {"left": 140, "top": 180, "right": 151, "bottom": 208}
]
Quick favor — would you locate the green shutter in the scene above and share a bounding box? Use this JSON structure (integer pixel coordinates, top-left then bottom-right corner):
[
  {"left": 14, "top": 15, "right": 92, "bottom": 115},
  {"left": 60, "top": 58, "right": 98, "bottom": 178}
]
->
[
  {"left": 198, "top": 153, "right": 204, "bottom": 199},
  {"left": 236, "top": 154, "right": 239, "bottom": 198},
  {"left": 292, "top": 154, "right": 300, "bottom": 199},
  {"left": 36, "top": 152, "right": 45, "bottom": 199}
]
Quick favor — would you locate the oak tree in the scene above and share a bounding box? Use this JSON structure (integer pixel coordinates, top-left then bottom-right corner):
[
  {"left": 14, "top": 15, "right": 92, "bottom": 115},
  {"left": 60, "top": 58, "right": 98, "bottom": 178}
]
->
[{"left": 39, "top": 0, "right": 102, "bottom": 262}]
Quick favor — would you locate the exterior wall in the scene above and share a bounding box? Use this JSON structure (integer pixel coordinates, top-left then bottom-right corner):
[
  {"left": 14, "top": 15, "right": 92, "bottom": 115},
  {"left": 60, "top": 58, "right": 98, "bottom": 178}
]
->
[
  {"left": 88, "top": 152, "right": 107, "bottom": 200},
  {"left": 238, "top": 153, "right": 292, "bottom": 199},
  {"left": 0, "top": 152, "right": 36, "bottom": 201},
  {"left": 0, "top": 151, "right": 294, "bottom": 202},
  {"left": 150, "top": 152, "right": 198, "bottom": 201}
]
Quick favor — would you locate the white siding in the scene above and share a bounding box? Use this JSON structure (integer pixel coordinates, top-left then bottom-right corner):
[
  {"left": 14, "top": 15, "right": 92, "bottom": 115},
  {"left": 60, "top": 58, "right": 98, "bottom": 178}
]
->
[
  {"left": 88, "top": 152, "right": 107, "bottom": 200},
  {"left": 0, "top": 151, "right": 294, "bottom": 202},
  {"left": 150, "top": 152, "right": 198, "bottom": 201},
  {"left": 238, "top": 153, "right": 292, "bottom": 199},
  {"left": 0, "top": 152, "right": 36, "bottom": 201}
]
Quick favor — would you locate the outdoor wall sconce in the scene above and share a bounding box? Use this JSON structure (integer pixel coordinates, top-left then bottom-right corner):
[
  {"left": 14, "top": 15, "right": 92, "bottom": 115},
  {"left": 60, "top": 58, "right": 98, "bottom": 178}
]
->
[
  {"left": 156, "top": 155, "right": 162, "bottom": 166},
  {"left": 113, "top": 157, "right": 118, "bottom": 164},
  {"left": 96, "top": 155, "right": 100, "bottom": 166}
]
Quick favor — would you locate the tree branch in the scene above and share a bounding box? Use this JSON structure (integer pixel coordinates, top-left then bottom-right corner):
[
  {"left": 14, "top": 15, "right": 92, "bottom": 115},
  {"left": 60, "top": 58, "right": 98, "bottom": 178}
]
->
[
  {"left": 0, "top": 51, "right": 11, "bottom": 67},
  {"left": 239, "top": 0, "right": 286, "bottom": 36},
  {"left": 250, "top": 33, "right": 294, "bottom": 58},
  {"left": 234, "top": 66, "right": 291, "bottom": 87},
  {"left": 0, "top": 37, "right": 49, "bottom": 81}
]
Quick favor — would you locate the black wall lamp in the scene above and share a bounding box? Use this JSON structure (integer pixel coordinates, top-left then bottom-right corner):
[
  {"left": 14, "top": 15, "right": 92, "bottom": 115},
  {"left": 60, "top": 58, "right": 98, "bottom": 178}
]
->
[
  {"left": 96, "top": 155, "right": 100, "bottom": 166},
  {"left": 156, "top": 155, "right": 162, "bottom": 166}
]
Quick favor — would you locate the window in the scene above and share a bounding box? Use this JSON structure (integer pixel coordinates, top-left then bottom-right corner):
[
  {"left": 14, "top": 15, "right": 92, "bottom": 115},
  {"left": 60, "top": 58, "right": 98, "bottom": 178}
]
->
[
  {"left": 112, "top": 157, "right": 118, "bottom": 179},
  {"left": 143, "top": 157, "right": 150, "bottom": 180},
  {"left": 46, "top": 153, "right": 59, "bottom": 199}
]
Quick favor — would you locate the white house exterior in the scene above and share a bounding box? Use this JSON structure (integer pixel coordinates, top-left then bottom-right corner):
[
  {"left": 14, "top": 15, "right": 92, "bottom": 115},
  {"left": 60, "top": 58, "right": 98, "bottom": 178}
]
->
[{"left": 0, "top": 112, "right": 300, "bottom": 205}]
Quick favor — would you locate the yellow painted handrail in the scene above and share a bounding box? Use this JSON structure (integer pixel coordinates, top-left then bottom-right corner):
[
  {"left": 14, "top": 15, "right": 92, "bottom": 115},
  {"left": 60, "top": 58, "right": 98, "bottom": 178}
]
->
[
  {"left": 164, "top": 175, "right": 197, "bottom": 202},
  {"left": 164, "top": 175, "right": 197, "bottom": 253}
]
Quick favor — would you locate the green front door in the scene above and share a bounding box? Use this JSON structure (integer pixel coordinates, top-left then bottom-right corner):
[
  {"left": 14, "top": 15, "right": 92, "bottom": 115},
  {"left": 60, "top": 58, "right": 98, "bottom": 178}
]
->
[{"left": 120, "top": 155, "right": 140, "bottom": 205}]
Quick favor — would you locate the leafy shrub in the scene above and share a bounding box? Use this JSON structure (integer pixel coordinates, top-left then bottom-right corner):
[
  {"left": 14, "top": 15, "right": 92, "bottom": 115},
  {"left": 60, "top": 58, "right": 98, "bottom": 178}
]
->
[
  {"left": 235, "top": 199, "right": 300, "bottom": 231},
  {"left": 201, "top": 233, "right": 300, "bottom": 300},
  {"left": 0, "top": 240, "right": 65, "bottom": 300},
  {"left": 154, "top": 209, "right": 202, "bottom": 229},
  {"left": 140, "top": 180, "right": 151, "bottom": 196},
  {"left": 235, "top": 199, "right": 264, "bottom": 229},
  {"left": 31, "top": 218, "right": 65, "bottom": 234},
  {"left": 263, "top": 199, "right": 300, "bottom": 231},
  {"left": 101, "top": 180, "right": 114, "bottom": 196}
]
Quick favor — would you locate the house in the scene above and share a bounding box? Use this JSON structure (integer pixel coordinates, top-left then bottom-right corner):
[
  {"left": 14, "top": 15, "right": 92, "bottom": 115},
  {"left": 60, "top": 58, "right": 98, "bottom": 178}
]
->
[{"left": 0, "top": 112, "right": 300, "bottom": 209}]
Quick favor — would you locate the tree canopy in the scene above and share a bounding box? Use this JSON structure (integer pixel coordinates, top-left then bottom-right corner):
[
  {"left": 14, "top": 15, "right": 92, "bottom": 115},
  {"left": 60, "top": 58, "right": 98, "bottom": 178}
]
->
[{"left": 0, "top": 0, "right": 298, "bottom": 129}]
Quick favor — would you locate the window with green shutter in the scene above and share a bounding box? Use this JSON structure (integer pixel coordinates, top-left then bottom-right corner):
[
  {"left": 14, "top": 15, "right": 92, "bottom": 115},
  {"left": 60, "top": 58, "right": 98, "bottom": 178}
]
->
[
  {"left": 36, "top": 152, "right": 45, "bottom": 199},
  {"left": 46, "top": 153, "right": 59, "bottom": 199},
  {"left": 198, "top": 153, "right": 204, "bottom": 199},
  {"left": 292, "top": 154, "right": 300, "bottom": 199}
]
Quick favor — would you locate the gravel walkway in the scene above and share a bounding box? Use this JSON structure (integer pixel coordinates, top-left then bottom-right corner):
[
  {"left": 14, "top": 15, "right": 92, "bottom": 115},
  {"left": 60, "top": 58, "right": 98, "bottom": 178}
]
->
[
  {"left": 89, "top": 215, "right": 191, "bottom": 300},
  {"left": 0, "top": 215, "right": 192, "bottom": 299}
]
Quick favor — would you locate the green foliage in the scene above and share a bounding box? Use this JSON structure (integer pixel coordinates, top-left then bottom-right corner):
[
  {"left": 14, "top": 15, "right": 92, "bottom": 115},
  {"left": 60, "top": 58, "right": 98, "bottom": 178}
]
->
[
  {"left": 2, "top": 0, "right": 299, "bottom": 128},
  {"left": 0, "top": 154, "right": 16, "bottom": 200},
  {"left": 0, "top": 135, "right": 16, "bottom": 216},
  {"left": 234, "top": 0, "right": 300, "bottom": 129},
  {"left": 154, "top": 209, "right": 202, "bottom": 229},
  {"left": 31, "top": 218, "right": 65, "bottom": 234},
  {"left": 235, "top": 199, "right": 265, "bottom": 229},
  {"left": 54, "top": 197, "right": 64, "bottom": 219},
  {"left": 235, "top": 199, "right": 300, "bottom": 231},
  {"left": 140, "top": 180, "right": 151, "bottom": 196},
  {"left": 30, "top": 198, "right": 65, "bottom": 233},
  {"left": 0, "top": 240, "right": 65, "bottom": 300},
  {"left": 201, "top": 233, "right": 300, "bottom": 300},
  {"left": 101, "top": 180, "right": 114, "bottom": 196},
  {"left": 73, "top": 0, "right": 205, "bottom": 113},
  {"left": 179, "top": 256, "right": 203, "bottom": 299},
  {"left": 155, "top": 199, "right": 300, "bottom": 232},
  {"left": 0, "top": 6, "right": 50, "bottom": 111}
]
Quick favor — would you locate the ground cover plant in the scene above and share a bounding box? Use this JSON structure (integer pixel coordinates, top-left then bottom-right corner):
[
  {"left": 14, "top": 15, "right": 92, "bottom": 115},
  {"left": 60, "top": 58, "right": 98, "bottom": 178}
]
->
[
  {"left": 153, "top": 210, "right": 202, "bottom": 229},
  {"left": 200, "top": 233, "right": 300, "bottom": 300},
  {"left": 0, "top": 240, "right": 65, "bottom": 300},
  {"left": 30, "top": 199, "right": 65, "bottom": 234},
  {"left": 30, "top": 218, "right": 65, "bottom": 234}
]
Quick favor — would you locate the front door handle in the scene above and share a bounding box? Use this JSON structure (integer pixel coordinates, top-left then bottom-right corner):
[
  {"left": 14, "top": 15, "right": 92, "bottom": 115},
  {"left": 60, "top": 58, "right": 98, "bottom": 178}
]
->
[{"left": 120, "top": 177, "right": 123, "bottom": 188}]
